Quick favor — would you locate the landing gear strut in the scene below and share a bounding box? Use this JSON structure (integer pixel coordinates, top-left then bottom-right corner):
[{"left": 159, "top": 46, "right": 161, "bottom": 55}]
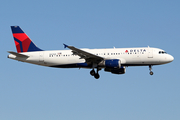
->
[
  {"left": 90, "top": 68, "right": 100, "bottom": 79},
  {"left": 149, "top": 65, "right": 153, "bottom": 75}
]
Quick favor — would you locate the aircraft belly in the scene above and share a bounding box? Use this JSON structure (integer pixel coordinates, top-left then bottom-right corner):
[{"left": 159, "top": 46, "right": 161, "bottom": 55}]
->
[{"left": 44, "top": 56, "right": 85, "bottom": 66}]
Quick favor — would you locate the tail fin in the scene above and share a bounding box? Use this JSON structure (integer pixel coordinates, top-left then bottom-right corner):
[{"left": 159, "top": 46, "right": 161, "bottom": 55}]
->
[{"left": 11, "top": 26, "right": 43, "bottom": 53}]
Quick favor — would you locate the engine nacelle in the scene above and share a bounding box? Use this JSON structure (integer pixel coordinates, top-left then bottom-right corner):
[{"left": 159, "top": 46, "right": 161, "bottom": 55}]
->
[
  {"left": 99, "top": 59, "right": 121, "bottom": 69},
  {"left": 104, "top": 66, "right": 126, "bottom": 74}
]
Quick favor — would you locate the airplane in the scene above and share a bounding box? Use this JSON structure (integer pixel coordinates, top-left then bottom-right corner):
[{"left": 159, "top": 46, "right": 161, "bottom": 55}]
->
[{"left": 8, "top": 26, "right": 174, "bottom": 79}]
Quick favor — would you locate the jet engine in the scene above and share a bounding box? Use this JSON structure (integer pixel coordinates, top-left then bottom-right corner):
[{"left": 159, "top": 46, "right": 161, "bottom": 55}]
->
[
  {"left": 104, "top": 66, "right": 126, "bottom": 74},
  {"left": 99, "top": 59, "right": 121, "bottom": 69}
]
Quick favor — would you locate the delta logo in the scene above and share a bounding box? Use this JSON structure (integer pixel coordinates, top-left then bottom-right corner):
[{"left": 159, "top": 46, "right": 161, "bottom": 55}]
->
[{"left": 125, "top": 49, "right": 146, "bottom": 53}]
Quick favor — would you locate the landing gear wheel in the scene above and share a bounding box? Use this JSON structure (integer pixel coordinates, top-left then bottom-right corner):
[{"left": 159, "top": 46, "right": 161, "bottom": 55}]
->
[
  {"left": 94, "top": 73, "right": 100, "bottom": 79},
  {"left": 150, "top": 71, "right": 153, "bottom": 75},
  {"left": 90, "top": 66, "right": 100, "bottom": 79},
  {"left": 149, "top": 65, "right": 154, "bottom": 75},
  {"left": 90, "top": 69, "right": 95, "bottom": 76}
]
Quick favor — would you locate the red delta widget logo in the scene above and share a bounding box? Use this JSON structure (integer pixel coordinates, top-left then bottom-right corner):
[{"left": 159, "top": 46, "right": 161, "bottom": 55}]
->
[{"left": 125, "top": 49, "right": 146, "bottom": 53}]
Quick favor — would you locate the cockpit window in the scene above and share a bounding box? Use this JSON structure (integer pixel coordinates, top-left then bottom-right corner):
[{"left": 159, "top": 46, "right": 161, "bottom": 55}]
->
[{"left": 159, "top": 51, "right": 167, "bottom": 54}]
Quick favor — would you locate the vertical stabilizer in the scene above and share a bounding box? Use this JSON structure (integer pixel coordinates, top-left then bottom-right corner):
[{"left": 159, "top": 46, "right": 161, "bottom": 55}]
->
[{"left": 11, "top": 26, "right": 43, "bottom": 53}]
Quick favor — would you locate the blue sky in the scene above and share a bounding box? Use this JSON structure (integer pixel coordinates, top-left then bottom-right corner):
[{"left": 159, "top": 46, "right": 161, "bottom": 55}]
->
[{"left": 0, "top": 0, "right": 179, "bottom": 120}]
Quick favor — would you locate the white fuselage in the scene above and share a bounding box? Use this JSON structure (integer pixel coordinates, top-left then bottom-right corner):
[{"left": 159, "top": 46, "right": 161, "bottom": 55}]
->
[{"left": 8, "top": 47, "right": 174, "bottom": 68}]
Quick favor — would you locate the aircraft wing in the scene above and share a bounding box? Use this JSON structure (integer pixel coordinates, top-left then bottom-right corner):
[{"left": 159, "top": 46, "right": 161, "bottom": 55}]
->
[{"left": 63, "top": 44, "right": 104, "bottom": 63}]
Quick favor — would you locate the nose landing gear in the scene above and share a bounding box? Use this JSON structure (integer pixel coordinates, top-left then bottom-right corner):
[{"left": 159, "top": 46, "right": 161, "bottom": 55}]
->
[{"left": 149, "top": 65, "right": 154, "bottom": 75}]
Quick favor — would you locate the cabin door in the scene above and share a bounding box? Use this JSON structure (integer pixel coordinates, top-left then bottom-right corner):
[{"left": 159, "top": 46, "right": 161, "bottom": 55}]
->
[
  {"left": 39, "top": 52, "right": 44, "bottom": 63},
  {"left": 148, "top": 48, "right": 153, "bottom": 58}
]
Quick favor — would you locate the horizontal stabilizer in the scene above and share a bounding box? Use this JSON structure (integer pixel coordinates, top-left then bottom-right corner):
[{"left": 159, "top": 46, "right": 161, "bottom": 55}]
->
[{"left": 8, "top": 51, "right": 29, "bottom": 58}]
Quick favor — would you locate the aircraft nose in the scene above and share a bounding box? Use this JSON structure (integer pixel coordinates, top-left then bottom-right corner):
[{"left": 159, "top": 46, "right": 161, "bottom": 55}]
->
[{"left": 167, "top": 55, "right": 174, "bottom": 62}]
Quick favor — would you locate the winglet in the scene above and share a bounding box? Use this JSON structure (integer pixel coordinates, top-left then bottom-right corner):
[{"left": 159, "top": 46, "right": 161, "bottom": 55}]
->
[{"left": 63, "top": 44, "right": 68, "bottom": 48}]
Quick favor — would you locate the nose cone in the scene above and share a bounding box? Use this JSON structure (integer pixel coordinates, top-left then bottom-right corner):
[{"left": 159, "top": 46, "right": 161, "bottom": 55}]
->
[{"left": 167, "top": 54, "right": 174, "bottom": 63}]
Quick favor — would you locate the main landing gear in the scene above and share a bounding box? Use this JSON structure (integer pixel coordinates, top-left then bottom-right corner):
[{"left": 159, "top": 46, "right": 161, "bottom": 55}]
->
[
  {"left": 90, "top": 68, "right": 100, "bottom": 79},
  {"left": 149, "top": 65, "right": 153, "bottom": 75}
]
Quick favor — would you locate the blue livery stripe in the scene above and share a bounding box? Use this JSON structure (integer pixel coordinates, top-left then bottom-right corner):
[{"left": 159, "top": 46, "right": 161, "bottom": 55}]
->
[
  {"left": 77, "top": 63, "right": 88, "bottom": 67},
  {"left": 51, "top": 63, "right": 90, "bottom": 68}
]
